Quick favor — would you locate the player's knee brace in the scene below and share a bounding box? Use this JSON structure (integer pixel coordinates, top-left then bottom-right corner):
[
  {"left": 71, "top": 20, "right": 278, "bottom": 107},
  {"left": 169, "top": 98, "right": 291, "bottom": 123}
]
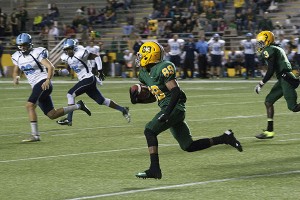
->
[
  {"left": 67, "top": 93, "right": 76, "bottom": 105},
  {"left": 144, "top": 128, "right": 158, "bottom": 147},
  {"left": 102, "top": 98, "right": 111, "bottom": 106}
]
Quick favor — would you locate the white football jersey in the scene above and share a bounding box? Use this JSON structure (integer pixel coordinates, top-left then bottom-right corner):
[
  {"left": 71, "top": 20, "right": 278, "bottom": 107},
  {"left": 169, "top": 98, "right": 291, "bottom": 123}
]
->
[
  {"left": 294, "top": 38, "right": 300, "bottom": 54},
  {"left": 208, "top": 40, "right": 225, "bottom": 55},
  {"left": 61, "top": 48, "right": 93, "bottom": 81},
  {"left": 86, "top": 45, "right": 100, "bottom": 55},
  {"left": 168, "top": 38, "right": 185, "bottom": 55},
  {"left": 240, "top": 39, "right": 256, "bottom": 54},
  {"left": 11, "top": 47, "right": 49, "bottom": 88},
  {"left": 86, "top": 45, "right": 100, "bottom": 68}
]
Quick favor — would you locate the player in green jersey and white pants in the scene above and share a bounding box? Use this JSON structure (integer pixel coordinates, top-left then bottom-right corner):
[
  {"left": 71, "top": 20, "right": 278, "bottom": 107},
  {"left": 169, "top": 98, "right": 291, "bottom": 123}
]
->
[
  {"left": 130, "top": 41, "right": 243, "bottom": 179},
  {"left": 254, "top": 31, "right": 300, "bottom": 139}
]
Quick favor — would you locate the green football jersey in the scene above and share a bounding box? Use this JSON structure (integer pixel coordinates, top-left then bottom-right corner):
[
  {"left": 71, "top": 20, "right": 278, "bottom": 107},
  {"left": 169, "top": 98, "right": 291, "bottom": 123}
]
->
[
  {"left": 138, "top": 61, "right": 186, "bottom": 111},
  {"left": 261, "top": 45, "right": 292, "bottom": 79}
]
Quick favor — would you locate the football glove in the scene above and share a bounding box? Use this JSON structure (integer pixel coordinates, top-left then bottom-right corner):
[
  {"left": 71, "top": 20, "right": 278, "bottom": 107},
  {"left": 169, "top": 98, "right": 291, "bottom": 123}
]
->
[
  {"left": 158, "top": 113, "right": 169, "bottom": 123},
  {"left": 255, "top": 81, "right": 264, "bottom": 94},
  {"left": 98, "top": 70, "right": 106, "bottom": 81}
]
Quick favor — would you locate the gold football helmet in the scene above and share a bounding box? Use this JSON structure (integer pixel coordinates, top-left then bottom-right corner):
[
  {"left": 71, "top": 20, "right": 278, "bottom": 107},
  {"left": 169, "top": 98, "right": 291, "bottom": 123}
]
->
[
  {"left": 136, "top": 41, "right": 164, "bottom": 68},
  {"left": 256, "top": 31, "right": 275, "bottom": 52}
]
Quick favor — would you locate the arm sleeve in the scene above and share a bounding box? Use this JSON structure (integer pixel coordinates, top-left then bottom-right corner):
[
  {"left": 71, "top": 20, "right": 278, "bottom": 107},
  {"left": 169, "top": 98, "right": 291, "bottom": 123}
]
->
[{"left": 262, "top": 55, "right": 275, "bottom": 84}]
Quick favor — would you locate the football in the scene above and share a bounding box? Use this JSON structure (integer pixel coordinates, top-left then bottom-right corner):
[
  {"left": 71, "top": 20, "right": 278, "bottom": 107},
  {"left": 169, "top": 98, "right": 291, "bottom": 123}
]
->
[{"left": 130, "top": 84, "right": 151, "bottom": 100}]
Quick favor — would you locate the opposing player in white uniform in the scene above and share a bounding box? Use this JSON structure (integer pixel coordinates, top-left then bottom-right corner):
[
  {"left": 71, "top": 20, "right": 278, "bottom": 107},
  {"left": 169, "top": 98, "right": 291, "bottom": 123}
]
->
[
  {"left": 240, "top": 32, "right": 256, "bottom": 79},
  {"left": 86, "top": 41, "right": 100, "bottom": 74},
  {"left": 208, "top": 33, "right": 225, "bottom": 79},
  {"left": 56, "top": 39, "right": 131, "bottom": 126},
  {"left": 12, "top": 33, "right": 91, "bottom": 142},
  {"left": 168, "top": 34, "right": 185, "bottom": 77}
]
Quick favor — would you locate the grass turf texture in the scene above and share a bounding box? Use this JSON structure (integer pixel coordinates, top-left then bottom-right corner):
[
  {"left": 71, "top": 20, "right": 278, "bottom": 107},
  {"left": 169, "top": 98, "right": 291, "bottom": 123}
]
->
[{"left": 0, "top": 77, "right": 299, "bottom": 200}]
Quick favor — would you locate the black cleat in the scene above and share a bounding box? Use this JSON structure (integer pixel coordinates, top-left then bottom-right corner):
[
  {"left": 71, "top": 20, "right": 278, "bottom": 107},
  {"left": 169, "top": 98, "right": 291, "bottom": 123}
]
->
[
  {"left": 56, "top": 118, "right": 72, "bottom": 126},
  {"left": 77, "top": 100, "right": 91, "bottom": 116},
  {"left": 223, "top": 130, "right": 243, "bottom": 152},
  {"left": 122, "top": 107, "right": 131, "bottom": 123},
  {"left": 136, "top": 168, "right": 162, "bottom": 179}
]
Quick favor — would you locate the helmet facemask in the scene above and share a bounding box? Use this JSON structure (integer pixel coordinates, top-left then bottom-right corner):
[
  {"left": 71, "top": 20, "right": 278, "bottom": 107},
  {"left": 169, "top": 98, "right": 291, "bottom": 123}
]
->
[{"left": 17, "top": 43, "right": 32, "bottom": 55}]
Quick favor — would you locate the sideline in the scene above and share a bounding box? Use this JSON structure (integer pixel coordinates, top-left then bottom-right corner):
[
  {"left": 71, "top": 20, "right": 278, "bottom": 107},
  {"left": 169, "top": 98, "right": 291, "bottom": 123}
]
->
[
  {"left": 66, "top": 170, "right": 300, "bottom": 200},
  {"left": 0, "top": 79, "right": 272, "bottom": 84}
]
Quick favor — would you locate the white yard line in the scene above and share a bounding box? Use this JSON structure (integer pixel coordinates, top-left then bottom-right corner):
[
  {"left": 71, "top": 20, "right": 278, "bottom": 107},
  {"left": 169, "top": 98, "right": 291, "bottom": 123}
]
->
[{"left": 66, "top": 170, "right": 300, "bottom": 200}]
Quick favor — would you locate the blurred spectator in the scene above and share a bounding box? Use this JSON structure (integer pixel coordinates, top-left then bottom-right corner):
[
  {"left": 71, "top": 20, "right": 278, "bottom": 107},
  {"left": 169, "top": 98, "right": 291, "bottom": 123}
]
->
[
  {"left": 276, "top": 33, "right": 290, "bottom": 54},
  {"left": 48, "top": 23, "right": 59, "bottom": 41},
  {"left": 0, "top": 9, "right": 7, "bottom": 37},
  {"left": 195, "top": 35, "right": 209, "bottom": 79},
  {"left": 48, "top": 3, "right": 59, "bottom": 19},
  {"left": 63, "top": 25, "right": 76, "bottom": 38},
  {"left": 157, "top": 20, "right": 166, "bottom": 37},
  {"left": 235, "top": 12, "right": 245, "bottom": 34},
  {"left": 244, "top": 8, "right": 257, "bottom": 33},
  {"left": 286, "top": 42, "right": 297, "bottom": 68},
  {"left": 19, "top": 6, "right": 28, "bottom": 32},
  {"left": 182, "top": 35, "right": 197, "bottom": 79},
  {"left": 9, "top": 8, "right": 19, "bottom": 36},
  {"left": 39, "top": 25, "right": 49, "bottom": 48},
  {"left": 103, "top": 3, "right": 117, "bottom": 25},
  {"left": 76, "top": 6, "right": 85, "bottom": 16},
  {"left": 240, "top": 33, "right": 256, "bottom": 79},
  {"left": 258, "top": 0, "right": 272, "bottom": 13},
  {"left": 217, "top": 20, "right": 228, "bottom": 33},
  {"left": 171, "top": 20, "right": 183, "bottom": 33},
  {"left": 183, "top": 18, "right": 194, "bottom": 33},
  {"left": 72, "top": 15, "right": 88, "bottom": 29},
  {"left": 123, "top": 22, "right": 134, "bottom": 36},
  {"left": 234, "top": 0, "right": 245, "bottom": 15},
  {"left": 87, "top": 3, "right": 97, "bottom": 24},
  {"left": 32, "top": 12, "right": 43, "bottom": 32},
  {"left": 294, "top": 35, "right": 300, "bottom": 69},
  {"left": 273, "top": 21, "right": 285, "bottom": 38},
  {"left": 126, "top": 13, "right": 135, "bottom": 26},
  {"left": 257, "top": 12, "right": 273, "bottom": 31}
]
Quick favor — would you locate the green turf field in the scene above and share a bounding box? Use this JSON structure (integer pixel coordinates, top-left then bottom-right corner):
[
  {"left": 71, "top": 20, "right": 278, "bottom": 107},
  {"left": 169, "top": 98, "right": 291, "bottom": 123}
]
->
[{"left": 0, "top": 77, "right": 299, "bottom": 200}]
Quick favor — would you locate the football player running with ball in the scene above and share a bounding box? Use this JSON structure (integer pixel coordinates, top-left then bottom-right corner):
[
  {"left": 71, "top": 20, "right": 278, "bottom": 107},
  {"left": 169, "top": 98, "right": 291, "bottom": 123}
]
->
[
  {"left": 12, "top": 33, "right": 91, "bottom": 142},
  {"left": 130, "top": 41, "right": 243, "bottom": 179},
  {"left": 56, "top": 39, "right": 130, "bottom": 126},
  {"left": 254, "top": 31, "right": 300, "bottom": 139}
]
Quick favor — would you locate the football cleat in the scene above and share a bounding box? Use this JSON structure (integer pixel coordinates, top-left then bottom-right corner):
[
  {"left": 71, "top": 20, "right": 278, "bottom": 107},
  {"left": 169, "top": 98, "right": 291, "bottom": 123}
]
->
[
  {"left": 255, "top": 130, "right": 275, "bottom": 139},
  {"left": 77, "top": 100, "right": 91, "bottom": 116},
  {"left": 56, "top": 118, "right": 72, "bottom": 126},
  {"left": 223, "top": 130, "right": 243, "bottom": 152},
  {"left": 136, "top": 168, "right": 162, "bottom": 179},
  {"left": 122, "top": 107, "right": 131, "bottom": 123},
  {"left": 22, "top": 135, "right": 41, "bottom": 142}
]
